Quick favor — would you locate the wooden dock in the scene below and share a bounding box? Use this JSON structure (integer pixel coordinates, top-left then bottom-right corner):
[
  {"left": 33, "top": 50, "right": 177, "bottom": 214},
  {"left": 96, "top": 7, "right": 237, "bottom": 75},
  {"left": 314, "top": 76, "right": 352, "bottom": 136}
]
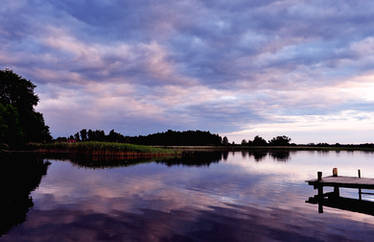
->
[
  {"left": 307, "top": 176, "right": 374, "bottom": 189},
  {"left": 306, "top": 168, "right": 374, "bottom": 214}
]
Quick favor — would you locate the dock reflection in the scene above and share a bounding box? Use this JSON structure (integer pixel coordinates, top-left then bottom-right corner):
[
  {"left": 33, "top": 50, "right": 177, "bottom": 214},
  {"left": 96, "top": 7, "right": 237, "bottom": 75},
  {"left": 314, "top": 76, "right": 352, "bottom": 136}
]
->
[
  {"left": 306, "top": 193, "right": 374, "bottom": 216},
  {"left": 0, "top": 153, "right": 50, "bottom": 236}
]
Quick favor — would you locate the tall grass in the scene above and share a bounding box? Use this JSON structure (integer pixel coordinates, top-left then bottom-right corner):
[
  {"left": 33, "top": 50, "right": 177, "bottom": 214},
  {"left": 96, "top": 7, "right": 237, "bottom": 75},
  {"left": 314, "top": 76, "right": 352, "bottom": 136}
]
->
[{"left": 29, "top": 141, "right": 175, "bottom": 154}]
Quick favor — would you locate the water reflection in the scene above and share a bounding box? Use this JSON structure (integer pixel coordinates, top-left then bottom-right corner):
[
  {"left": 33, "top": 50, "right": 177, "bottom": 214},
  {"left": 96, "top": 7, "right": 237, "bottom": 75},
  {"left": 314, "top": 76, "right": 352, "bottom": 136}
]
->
[
  {"left": 5, "top": 202, "right": 371, "bottom": 242},
  {"left": 307, "top": 194, "right": 374, "bottom": 216},
  {"left": 41, "top": 150, "right": 293, "bottom": 169},
  {"left": 0, "top": 153, "right": 50, "bottom": 237},
  {"left": 3, "top": 150, "right": 374, "bottom": 241}
]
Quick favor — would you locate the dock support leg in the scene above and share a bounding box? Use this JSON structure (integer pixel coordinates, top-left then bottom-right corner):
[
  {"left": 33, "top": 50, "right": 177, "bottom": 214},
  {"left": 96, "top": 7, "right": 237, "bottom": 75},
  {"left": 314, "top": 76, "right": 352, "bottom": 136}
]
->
[
  {"left": 333, "top": 168, "right": 339, "bottom": 197},
  {"left": 333, "top": 186, "right": 340, "bottom": 197},
  {"left": 358, "top": 169, "right": 362, "bottom": 200},
  {"left": 317, "top": 184, "right": 324, "bottom": 213},
  {"left": 317, "top": 171, "right": 324, "bottom": 213},
  {"left": 317, "top": 185, "right": 323, "bottom": 198}
]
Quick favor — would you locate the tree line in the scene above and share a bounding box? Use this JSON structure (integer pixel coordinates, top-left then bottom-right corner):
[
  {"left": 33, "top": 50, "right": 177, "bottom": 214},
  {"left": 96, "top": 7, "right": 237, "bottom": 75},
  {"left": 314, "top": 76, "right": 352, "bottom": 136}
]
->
[
  {"left": 240, "top": 135, "right": 293, "bottom": 146},
  {"left": 56, "top": 129, "right": 297, "bottom": 146},
  {"left": 56, "top": 129, "right": 224, "bottom": 146},
  {"left": 0, "top": 69, "right": 51, "bottom": 148}
]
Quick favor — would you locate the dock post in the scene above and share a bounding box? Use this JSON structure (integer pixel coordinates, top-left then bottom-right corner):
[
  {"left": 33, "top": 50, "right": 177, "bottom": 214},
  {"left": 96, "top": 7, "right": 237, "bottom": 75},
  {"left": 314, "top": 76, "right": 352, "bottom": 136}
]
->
[
  {"left": 332, "top": 168, "right": 339, "bottom": 197},
  {"left": 317, "top": 172, "right": 323, "bottom": 196},
  {"left": 317, "top": 172, "right": 324, "bottom": 213},
  {"left": 358, "top": 169, "right": 362, "bottom": 200},
  {"left": 333, "top": 186, "right": 340, "bottom": 197},
  {"left": 317, "top": 171, "right": 323, "bottom": 202}
]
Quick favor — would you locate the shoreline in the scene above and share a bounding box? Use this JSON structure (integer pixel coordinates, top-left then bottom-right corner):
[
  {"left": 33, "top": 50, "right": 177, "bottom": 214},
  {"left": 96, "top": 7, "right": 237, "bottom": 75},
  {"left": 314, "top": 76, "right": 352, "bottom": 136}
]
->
[
  {"left": 153, "top": 145, "right": 374, "bottom": 151},
  {"left": 4, "top": 144, "right": 374, "bottom": 155}
]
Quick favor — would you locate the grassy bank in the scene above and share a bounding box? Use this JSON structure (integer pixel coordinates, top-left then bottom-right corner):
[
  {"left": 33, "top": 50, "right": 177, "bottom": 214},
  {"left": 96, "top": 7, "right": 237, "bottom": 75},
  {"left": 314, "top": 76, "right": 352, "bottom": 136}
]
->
[{"left": 29, "top": 141, "right": 176, "bottom": 154}]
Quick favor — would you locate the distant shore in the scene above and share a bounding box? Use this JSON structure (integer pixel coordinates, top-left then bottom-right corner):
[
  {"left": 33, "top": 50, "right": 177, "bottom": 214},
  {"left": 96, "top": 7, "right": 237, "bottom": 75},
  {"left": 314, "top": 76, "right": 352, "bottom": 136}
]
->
[
  {"left": 4, "top": 142, "right": 374, "bottom": 156},
  {"left": 153, "top": 145, "right": 374, "bottom": 151}
]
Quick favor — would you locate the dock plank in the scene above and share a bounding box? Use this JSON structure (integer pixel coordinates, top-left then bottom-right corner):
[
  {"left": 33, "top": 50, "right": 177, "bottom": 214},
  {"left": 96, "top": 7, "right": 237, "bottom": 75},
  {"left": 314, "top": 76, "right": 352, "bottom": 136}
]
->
[{"left": 307, "top": 176, "right": 374, "bottom": 189}]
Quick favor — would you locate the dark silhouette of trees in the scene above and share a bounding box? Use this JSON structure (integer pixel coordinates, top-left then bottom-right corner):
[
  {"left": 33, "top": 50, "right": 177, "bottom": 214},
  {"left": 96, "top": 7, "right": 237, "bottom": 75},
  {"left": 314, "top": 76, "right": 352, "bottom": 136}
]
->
[
  {"left": 80, "top": 129, "right": 87, "bottom": 141},
  {"left": 60, "top": 129, "right": 223, "bottom": 146},
  {"left": 241, "top": 139, "right": 247, "bottom": 145},
  {"left": 107, "top": 129, "right": 126, "bottom": 142},
  {"left": 222, "top": 136, "right": 229, "bottom": 145},
  {"left": 87, "top": 129, "right": 93, "bottom": 141},
  {"left": 55, "top": 137, "right": 67, "bottom": 142},
  {"left": 85, "top": 129, "right": 106, "bottom": 141},
  {"left": 74, "top": 132, "right": 80, "bottom": 142},
  {"left": 252, "top": 135, "right": 267, "bottom": 146},
  {"left": 0, "top": 103, "right": 23, "bottom": 148},
  {"left": 0, "top": 69, "right": 51, "bottom": 147},
  {"left": 127, "top": 130, "right": 223, "bottom": 146},
  {"left": 268, "top": 136, "right": 291, "bottom": 146}
]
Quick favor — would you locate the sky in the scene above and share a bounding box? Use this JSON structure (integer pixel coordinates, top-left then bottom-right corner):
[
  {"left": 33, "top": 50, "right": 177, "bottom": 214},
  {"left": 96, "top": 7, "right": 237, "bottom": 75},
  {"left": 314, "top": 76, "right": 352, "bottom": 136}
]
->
[{"left": 1, "top": 0, "right": 374, "bottom": 144}]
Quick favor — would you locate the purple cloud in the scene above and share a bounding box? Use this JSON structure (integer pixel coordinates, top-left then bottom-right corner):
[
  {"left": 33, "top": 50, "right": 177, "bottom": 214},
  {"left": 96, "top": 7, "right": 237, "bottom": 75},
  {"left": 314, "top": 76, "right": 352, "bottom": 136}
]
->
[{"left": 1, "top": 0, "right": 374, "bottom": 142}]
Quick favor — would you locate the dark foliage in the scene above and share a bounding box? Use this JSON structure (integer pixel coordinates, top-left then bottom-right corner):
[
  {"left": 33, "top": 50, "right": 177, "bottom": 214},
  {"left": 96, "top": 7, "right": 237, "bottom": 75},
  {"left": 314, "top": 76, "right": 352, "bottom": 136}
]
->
[
  {"left": 0, "top": 69, "right": 52, "bottom": 147},
  {"left": 222, "top": 136, "right": 229, "bottom": 145},
  {"left": 127, "top": 130, "right": 223, "bottom": 146},
  {"left": 0, "top": 103, "right": 23, "bottom": 147},
  {"left": 252, "top": 135, "right": 268, "bottom": 146},
  {"left": 80, "top": 129, "right": 87, "bottom": 141},
  {"left": 268, "top": 136, "right": 291, "bottom": 146},
  {"left": 61, "top": 129, "right": 224, "bottom": 146}
]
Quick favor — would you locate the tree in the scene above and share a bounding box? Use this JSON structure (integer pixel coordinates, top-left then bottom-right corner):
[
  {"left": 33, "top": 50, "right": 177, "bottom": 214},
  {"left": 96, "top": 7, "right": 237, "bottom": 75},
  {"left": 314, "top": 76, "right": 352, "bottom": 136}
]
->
[
  {"left": 0, "top": 69, "right": 51, "bottom": 144},
  {"left": 241, "top": 139, "right": 247, "bottom": 146},
  {"left": 74, "top": 132, "right": 80, "bottom": 141},
  {"left": 0, "top": 103, "right": 24, "bottom": 147},
  {"left": 107, "top": 129, "right": 125, "bottom": 142},
  {"left": 247, "top": 139, "right": 253, "bottom": 146},
  {"left": 87, "top": 129, "right": 93, "bottom": 141},
  {"left": 252, "top": 135, "right": 267, "bottom": 146},
  {"left": 0, "top": 69, "right": 38, "bottom": 110},
  {"left": 222, "top": 136, "right": 229, "bottom": 145},
  {"left": 268, "top": 136, "right": 291, "bottom": 146},
  {"left": 80, "top": 129, "right": 87, "bottom": 141}
]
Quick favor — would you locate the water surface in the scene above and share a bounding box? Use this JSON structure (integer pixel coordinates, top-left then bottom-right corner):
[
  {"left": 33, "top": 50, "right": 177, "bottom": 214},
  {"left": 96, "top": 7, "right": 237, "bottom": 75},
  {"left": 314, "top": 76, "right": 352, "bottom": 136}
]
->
[{"left": 1, "top": 150, "right": 374, "bottom": 241}]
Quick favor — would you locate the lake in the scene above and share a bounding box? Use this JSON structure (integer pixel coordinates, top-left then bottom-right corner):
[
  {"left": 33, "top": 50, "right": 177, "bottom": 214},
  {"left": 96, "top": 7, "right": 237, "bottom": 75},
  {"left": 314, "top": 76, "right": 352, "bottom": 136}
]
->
[{"left": 1, "top": 150, "right": 374, "bottom": 241}]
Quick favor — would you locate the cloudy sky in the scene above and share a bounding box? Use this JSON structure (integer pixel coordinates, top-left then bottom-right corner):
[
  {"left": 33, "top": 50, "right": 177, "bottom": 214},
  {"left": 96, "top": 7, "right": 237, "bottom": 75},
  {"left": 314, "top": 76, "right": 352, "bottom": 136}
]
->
[{"left": 1, "top": 0, "right": 374, "bottom": 143}]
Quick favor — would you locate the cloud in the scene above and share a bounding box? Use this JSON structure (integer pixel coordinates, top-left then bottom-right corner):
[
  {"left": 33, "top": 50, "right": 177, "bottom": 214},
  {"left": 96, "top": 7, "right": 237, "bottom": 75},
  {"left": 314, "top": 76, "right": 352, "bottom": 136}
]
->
[{"left": 1, "top": 0, "right": 374, "bottom": 142}]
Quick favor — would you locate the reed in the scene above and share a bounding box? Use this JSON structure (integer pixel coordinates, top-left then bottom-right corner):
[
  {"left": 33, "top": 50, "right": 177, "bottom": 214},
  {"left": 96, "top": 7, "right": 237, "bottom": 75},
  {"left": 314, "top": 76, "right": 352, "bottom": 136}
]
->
[{"left": 29, "top": 141, "right": 175, "bottom": 154}]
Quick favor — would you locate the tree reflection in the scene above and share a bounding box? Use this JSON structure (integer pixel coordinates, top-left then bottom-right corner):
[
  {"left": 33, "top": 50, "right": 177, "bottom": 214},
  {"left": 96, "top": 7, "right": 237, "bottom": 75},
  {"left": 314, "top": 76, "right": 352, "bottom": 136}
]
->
[
  {"left": 56, "top": 152, "right": 224, "bottom": 169},
  {"left": 42, "top": 149, "right": 292, "bottom": 169},
  {"left": 269, "top": 151, "right": 291, "bottom": 162},
  {"left": 0, "top": 153, "right": 50, "bottom": 236}
]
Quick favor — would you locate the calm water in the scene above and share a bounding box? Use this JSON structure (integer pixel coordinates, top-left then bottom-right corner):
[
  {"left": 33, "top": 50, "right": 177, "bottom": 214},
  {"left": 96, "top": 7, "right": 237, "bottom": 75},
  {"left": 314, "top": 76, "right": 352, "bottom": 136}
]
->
[{"left": 2, "top": 150, "right": 374, "bottom": 241}]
